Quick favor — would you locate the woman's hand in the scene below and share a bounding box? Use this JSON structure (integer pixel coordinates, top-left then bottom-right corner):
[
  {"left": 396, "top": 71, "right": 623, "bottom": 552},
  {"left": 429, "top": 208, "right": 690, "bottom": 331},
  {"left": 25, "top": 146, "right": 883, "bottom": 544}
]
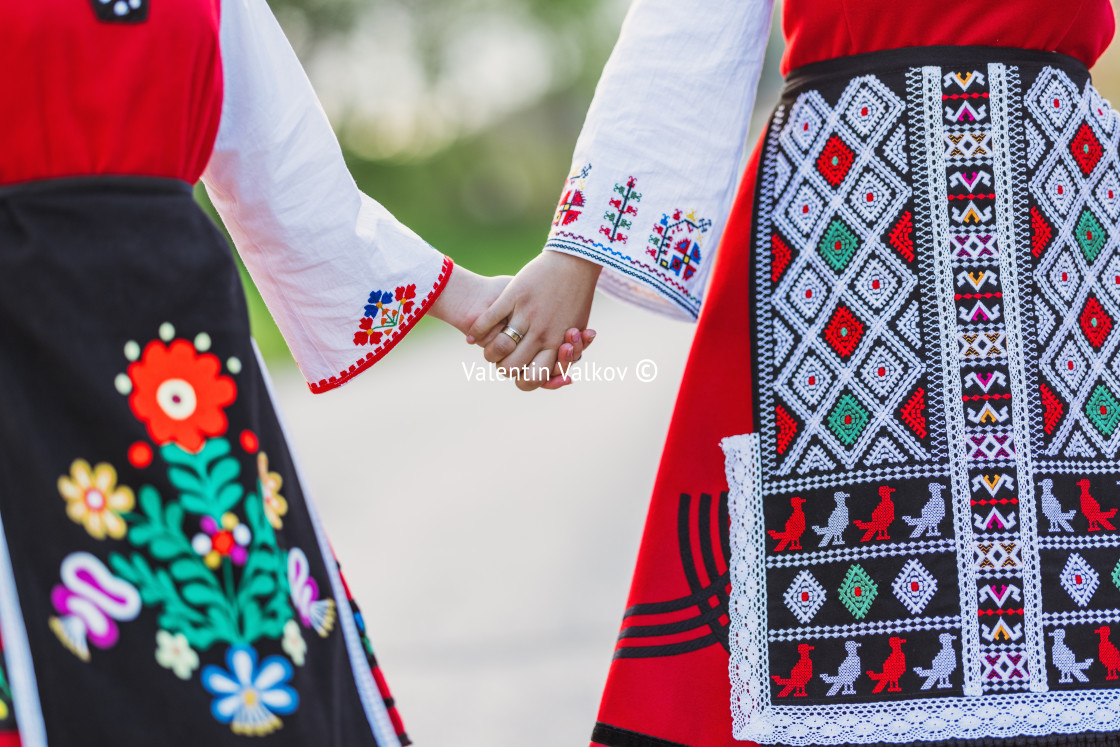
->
[
  {"left": 428, "top": 262, "right": 595, "bottom": 390},
  {"left": 428, "top": 265, "right": 511, "bottom": 337},
  {"left": 467, "top": 251, "right": 602, "bottom": 391}
]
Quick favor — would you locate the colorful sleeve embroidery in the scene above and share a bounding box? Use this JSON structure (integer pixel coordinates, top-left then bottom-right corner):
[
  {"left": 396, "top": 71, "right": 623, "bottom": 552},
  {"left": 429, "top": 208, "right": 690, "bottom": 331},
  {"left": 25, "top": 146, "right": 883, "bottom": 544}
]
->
[
  {"left": 202, "top": 0, "right": 451, "bottom": 393},
  {"left": 312, "top": 259, "right": 453, "bottom": 394},
  {"left": 542, "top": 0, "right": 775, "bottom": 321}
]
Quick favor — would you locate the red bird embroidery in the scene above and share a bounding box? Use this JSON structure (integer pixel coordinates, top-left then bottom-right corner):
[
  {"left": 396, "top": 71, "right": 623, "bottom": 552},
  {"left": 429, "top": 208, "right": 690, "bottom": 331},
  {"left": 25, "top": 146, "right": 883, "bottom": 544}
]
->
[
  {"left": 854, "top": 486, "right": 896, "bottom": 542},
  {"left": 772, "top": 643, "right": 815, "bottom": 697},
  {"left": 1078, "top": 479, "right": 1117, "bottom": 532},
  {"left": 768, "top": 496, "right": 807, "bottom": 551},
  {"left": 867, "top": 636, "right": 907, "bottom": 693},
  {"left": 1095, "top": 626, "right": 1120, "bottom": 680}
]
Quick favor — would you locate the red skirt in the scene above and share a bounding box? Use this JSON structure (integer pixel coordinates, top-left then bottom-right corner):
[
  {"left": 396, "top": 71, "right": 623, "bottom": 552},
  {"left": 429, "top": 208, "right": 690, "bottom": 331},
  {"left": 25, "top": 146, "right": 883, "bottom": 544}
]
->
[{"left": 591, "top": 46, "right": 1120, "bottom": 747}]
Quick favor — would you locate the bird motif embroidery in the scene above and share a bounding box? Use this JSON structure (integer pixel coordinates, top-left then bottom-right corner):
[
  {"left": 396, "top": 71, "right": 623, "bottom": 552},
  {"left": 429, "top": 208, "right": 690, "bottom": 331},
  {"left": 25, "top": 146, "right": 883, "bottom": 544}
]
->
[
  {"left": 912, "top": 633, "right": 956, "bottom": 689},
  {"left": 820, "top": 640, "right": 861, "bottom": 696},
  {"left": 773, "top": 643, "right": 815, "bottom": 697},
  {"left": 867, "top": 636, "right": 907, "bottom": 692},
  {"left": 902, "top": 483, "right": 947, "bottom": 538},
  {"left": 812, "top": 491, "right": 849, "bottom": 547},
  {"left": 854, "top": 486, "right": 896, "bottom": 542},
  {"left": 1095, "top": 626, "right": 1120, "bottom": 680},
  {"left": 1039, "top": 478, "right": 1075, "bottom": 533},
  {"left": 288, "top": 548, "right": 338, "bottom": 637},
  {"left": 1078, "top": 479, "right": 1117, "bottom": 532},
  {"left": 1050, "top": 629, "right": 1092, "bottom": 683},
  {"left": 769, "top": 496, "right": 807, "bottom": 551}
]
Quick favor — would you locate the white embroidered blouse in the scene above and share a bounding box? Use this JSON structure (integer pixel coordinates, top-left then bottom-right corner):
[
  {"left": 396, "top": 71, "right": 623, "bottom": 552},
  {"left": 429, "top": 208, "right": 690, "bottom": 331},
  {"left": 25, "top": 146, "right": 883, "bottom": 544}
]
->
[
  {"left": 543, "top": 0, "right": 776, "bottom": 321},
  {"left": 202, "top": 0, "right": 452, "bottom": 394}
]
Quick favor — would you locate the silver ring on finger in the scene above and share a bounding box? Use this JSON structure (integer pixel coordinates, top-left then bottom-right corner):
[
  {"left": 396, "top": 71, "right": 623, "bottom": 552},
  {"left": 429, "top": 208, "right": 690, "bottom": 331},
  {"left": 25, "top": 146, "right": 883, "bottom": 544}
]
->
[{"left": 500, "top": 325, "right": 524, "bottom": 344}]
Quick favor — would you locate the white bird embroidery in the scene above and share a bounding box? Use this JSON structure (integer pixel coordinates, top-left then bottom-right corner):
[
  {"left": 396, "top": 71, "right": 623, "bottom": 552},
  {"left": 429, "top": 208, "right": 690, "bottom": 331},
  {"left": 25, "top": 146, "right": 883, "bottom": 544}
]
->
[
  {"left": 902, "top": 483, "right": 947, "bottom": 538},
  {"left": 819, "top": 640, "right": 861, "bottom": 696},
  {"left": 1040, "top": 478, "right": 1075, "bottom": 533},
  {"left": 912, "top": 632, "right": 956, "bottom": 689},
  {"left": 1051, "top": 629, "right": 1092, "bottom": 683},
  {"left": 812, "top": 491, "right": 849, "bottom": 547}
]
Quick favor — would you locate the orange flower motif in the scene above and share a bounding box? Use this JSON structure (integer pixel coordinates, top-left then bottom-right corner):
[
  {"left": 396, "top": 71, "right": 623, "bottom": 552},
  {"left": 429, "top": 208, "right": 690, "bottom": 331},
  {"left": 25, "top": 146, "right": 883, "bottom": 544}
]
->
[
  {"left": 128, "top": 339, "right": 237, "bottom": 453},
  {"left": 258, "top": 452, "right": 288, "bottom": 530},
  {"left": 58, "top": 460, "right": 135, "bottom": 540}
]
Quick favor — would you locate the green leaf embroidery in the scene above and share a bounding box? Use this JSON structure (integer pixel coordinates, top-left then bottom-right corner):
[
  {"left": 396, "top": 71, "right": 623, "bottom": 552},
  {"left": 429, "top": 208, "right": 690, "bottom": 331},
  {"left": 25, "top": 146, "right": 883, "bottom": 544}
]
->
[
  {"left": 109, "top": 438, "right": 302, "bottom": 658},
  {"left": 161, "top": 440, "right": 245, "bottom": 518}
]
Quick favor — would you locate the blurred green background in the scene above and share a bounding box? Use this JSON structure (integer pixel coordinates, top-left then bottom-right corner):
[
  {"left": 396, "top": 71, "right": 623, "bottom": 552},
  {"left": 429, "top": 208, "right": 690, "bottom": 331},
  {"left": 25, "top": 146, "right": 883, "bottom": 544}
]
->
[
  {"left": 200, "top": 0, "right": 1120, "bottom": 364},
  {"left": 198, "top": 0, "right": 636, "bottom": 361}
]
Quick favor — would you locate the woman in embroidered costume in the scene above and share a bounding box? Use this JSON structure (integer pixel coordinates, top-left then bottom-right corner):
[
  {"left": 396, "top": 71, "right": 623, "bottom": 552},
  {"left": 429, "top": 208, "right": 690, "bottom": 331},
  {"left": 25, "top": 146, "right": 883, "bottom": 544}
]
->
[
  {"left": 0, "top": 1, "right": 595, "bottom": 745},
  {"left": 468, "top": 0, "right": 1120, "bottom": 745}
]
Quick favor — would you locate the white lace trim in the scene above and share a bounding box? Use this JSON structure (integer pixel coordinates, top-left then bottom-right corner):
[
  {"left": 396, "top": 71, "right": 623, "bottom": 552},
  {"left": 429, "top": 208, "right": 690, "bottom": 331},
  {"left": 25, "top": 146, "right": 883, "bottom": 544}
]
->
[
  {"left": 989, "top": 63, "right": 1049, "bottom": 692},
  {"left": 723, "top": 432, "right": 768, "bottom": 740},
  {"left": 919, "top": 63, "right": 985, "bottom": 698}
]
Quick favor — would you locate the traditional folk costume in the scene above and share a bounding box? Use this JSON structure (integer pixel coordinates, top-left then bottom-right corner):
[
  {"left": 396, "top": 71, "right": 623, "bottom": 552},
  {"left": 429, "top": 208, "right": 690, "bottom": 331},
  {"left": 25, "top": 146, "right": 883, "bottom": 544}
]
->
[
  {"left": 0, "top": 0, "right": 453, "bottom": 744},
  {"left": 544, "top": 0, "right": 1120, "bottom": 744}
]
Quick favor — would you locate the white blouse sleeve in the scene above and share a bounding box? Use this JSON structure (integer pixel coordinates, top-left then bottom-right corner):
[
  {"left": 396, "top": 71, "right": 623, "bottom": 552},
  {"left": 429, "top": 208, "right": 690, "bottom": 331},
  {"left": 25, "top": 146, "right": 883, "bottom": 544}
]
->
[
  {"left": 544, "top": 0, "right": 774, "bottom": 321},
  {"left": 202, "top": 0, "right": 453, "bottom": 393}
]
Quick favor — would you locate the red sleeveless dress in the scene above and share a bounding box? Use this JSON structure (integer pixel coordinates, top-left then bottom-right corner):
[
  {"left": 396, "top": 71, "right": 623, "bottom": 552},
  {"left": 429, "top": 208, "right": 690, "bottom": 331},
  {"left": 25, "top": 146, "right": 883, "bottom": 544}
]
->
[
  {"left": 0, "top": 1, "right": 450, "bottom": 744},
  {"left": 588, "top": 2, "right": 1119, "bottom": 746}
]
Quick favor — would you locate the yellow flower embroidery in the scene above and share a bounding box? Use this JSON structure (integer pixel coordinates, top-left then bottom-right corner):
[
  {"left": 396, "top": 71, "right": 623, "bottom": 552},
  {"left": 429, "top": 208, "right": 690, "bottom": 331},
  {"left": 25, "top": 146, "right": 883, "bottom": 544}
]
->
[
  {"left": 57, "top": 460, "right": 134, "bottom": 540},
  {"left": 258, "top": 453, "right": 288, "bottom": 530}
]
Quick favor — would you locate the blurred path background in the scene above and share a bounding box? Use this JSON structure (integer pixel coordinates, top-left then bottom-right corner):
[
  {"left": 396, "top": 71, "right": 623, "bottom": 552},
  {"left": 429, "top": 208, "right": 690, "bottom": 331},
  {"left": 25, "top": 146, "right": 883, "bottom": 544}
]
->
[
  {"left": 212, "top": 2, "right": 1120, "bottom": 744},
  {"left": 275, "top": 295, "right": 693, "bottom": 746}
]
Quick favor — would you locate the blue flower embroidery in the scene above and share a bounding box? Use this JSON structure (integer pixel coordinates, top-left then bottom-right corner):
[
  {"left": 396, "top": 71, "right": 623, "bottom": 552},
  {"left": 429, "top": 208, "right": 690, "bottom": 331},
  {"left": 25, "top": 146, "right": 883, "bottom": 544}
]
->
[
  {"left": 364, "top": 290, "right": 395, "bottom": 317},
  {"left": 201, "top": 644, "right": 298, "bottom": 736}
]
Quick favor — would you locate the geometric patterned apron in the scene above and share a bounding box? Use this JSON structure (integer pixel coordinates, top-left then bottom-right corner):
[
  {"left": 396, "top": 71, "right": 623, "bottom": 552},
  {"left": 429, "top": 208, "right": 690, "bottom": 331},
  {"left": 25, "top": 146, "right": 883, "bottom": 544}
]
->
[{"left": 724, "top": 46, "right": 1120, "bottom": 745}]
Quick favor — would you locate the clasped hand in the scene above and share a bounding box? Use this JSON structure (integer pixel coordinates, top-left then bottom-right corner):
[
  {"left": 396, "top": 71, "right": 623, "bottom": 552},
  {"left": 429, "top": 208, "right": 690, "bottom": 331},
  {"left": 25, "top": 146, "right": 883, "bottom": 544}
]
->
[{"left": 432, "top": 252, "right": 601, "bottom": 391}]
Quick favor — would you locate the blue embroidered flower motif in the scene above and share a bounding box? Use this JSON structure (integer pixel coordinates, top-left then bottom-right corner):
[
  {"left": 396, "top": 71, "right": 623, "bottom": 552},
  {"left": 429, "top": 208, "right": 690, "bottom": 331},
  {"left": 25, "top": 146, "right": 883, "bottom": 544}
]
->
[
  {"left": 364, "top": 290, "right": 395, "bottom": 317},
  {"left": 201, "top": 644, "right": 298, "bottom": 736}
]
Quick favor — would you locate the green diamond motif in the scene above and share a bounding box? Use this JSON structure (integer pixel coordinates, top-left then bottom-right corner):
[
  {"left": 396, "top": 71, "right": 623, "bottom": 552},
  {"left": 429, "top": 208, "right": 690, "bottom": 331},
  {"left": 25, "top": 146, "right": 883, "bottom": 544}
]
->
[
  {"left": 817, "top": 218, "right": 861, "bottom": 272},
  {"left": 1086, "top": 383, "right": 1120, "bottom": 436},
  {"left": 1075, "top": 209, "right": 1108, "bottom": 263},
  {"left": 826, "top": 393, "right": 870, "bottom": 446},
  {"left": 838, "top": 564, "right": 878, "bottom": 619},
  {"left": 1112, "top": 558, "right": 1120, "bottom": 591}
]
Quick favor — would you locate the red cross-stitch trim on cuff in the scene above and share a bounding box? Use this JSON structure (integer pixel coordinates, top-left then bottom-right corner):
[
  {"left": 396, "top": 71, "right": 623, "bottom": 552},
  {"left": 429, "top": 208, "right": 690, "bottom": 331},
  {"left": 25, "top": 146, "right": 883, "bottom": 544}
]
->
[{"left": 308, "top": 256, "right": 454, "bottom": 394}]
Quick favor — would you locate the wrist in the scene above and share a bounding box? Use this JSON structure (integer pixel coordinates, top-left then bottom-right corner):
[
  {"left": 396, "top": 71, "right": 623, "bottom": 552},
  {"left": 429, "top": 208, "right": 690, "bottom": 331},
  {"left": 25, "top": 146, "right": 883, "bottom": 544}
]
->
[
  {"left": 542, "top": 248, "right": 603, "bottom": 284},
  {"left": 428, "top": 263, "right": 470, "bottom": 328}
]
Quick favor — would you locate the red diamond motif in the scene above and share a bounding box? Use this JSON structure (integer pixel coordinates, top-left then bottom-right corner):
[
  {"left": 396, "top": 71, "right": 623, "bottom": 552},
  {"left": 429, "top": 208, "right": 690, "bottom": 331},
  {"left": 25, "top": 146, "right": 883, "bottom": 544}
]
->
[
  {"left": 772, "top": 233, "right": 792, "bottom": 283},
  {"left": 1080, "top": 295, "right": 1113, "bottom": 349},
  {"left": 816, "top": 135, "right": 855, "bottom": 188},
  {"left": 1071, "top": 123, "right": 1103, "bottom": 176},
  {"left": 900, "top": 387, "right": 927, "bottom": 439},
  {"left": 1040, "top": 382, "right": 1065, "bottom": 435},
  {"left": 888, "top": 210, "right": 915, "bottom": 263},
  {"left": 823, "top": 304, "right": 865, "bottom": 358},
  {"left": 776, "top": 405, "right": 799, "bottom": 455},
  {"left": 1031, "top": 205, "right": 1052, "bottom": 258}
]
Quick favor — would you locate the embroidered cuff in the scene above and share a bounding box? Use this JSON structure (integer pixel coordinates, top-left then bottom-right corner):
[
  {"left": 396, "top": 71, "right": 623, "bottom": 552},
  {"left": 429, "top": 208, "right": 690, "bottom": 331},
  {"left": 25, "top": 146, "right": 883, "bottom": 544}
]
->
[
  {"left": 306, "top": 256, "right": 453, "bottom": 393},
  {"left": 543, "top": 164, "right": 714, "bottom": 321}
]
